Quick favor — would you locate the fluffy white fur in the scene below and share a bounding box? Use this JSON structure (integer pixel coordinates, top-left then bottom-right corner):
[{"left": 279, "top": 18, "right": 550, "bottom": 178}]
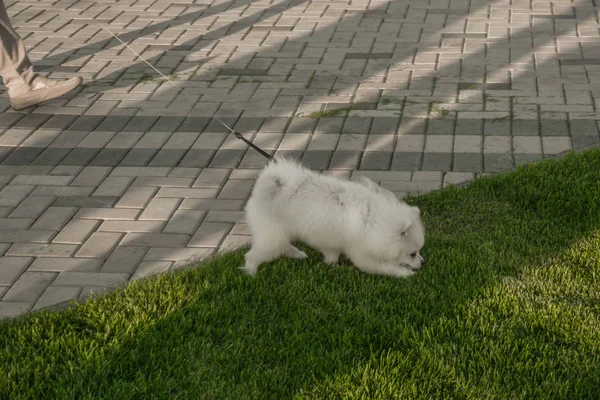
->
[{"left": 242, "top": 158, "right": 425, "bottom": 278}]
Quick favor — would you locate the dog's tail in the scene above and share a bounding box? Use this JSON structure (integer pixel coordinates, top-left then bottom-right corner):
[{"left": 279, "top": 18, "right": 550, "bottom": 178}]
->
[{"left": 254, "top": 157, "right": 306, "bottom": 198}]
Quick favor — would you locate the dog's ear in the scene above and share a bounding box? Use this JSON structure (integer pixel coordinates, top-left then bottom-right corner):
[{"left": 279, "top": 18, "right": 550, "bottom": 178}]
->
[
  {"left": 399, "top": 220, "right": 413, "bottom": 239},
  {"left": 411, "top": 206, "right": 420, "bottom": 218}
]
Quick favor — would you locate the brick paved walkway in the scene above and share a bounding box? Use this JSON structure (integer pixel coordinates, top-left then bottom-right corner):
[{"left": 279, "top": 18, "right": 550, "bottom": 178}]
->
[{"left": 1, "top": 0, "right": 599, "bottom": 318}]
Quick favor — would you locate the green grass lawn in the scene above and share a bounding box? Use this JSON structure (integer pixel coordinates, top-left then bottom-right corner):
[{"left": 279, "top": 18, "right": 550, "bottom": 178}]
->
[{"left": 2, "top": 149, "right": 600, "bottom": 400}]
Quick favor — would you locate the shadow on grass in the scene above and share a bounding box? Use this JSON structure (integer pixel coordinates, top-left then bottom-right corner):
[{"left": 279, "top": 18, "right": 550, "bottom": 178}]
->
[{"left": 1, "top": 150, "right": 600, "bottom": 399}]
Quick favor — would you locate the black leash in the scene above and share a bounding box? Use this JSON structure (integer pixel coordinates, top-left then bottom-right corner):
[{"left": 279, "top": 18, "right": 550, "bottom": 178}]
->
[
  {"left": 231, "top": 130, "right": 273, "bottom": 160},
  {"left": 104, "top": 27, "right": 273, "bottom": 161}
]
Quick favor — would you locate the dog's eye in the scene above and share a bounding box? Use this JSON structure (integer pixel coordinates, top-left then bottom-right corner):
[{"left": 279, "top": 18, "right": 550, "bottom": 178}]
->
[{"left": 410, "top": 252, "right": 417, "bottom": 258}]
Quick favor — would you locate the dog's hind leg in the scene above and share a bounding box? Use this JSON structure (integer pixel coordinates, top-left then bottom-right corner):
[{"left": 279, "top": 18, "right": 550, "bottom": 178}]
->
[
  {"left": 349, "top": 254, "right": 415, "bottom": 278},
  {"left": 243, "top": 241, "right": 286, "bottom": 276},
  {"left": 284, "top": 245, "right": 307, "bottom": 259},
  {"left": 321, "top": 249, "right": 340, "bottom": 265}
]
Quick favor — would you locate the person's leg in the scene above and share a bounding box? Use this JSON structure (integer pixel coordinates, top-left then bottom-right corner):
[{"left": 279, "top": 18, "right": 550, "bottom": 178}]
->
[
  {"left": 0, "top": 0, "right": 36, "bottom": 96},
  {"left": 0, "top": 0, "right": 82, "bottom": 110}
]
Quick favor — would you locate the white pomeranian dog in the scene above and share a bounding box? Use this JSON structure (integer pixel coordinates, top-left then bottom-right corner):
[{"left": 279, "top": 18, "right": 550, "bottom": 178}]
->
[{"left": 242, "top": 158, "right": 425, "bottom": 278}]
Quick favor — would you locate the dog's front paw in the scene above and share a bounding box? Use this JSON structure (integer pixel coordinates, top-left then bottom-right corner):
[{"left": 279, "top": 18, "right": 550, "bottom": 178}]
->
[
  {"left": 322, "top": 251, "right": 340, "bottom": 265},
  {"left": 240, "top": 264, "right": 258, "bottom": 276},
  {"left": 395, "top": 266, "right": 416, "bottom": 278}
]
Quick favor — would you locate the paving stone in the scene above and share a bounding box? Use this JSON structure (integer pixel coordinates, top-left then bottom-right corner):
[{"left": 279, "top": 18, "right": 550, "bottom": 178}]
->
[
  {"left": 571, "top": 136, "right": 600, "bottom": 150},
  {"left": 315, "top": 118, "right": 344, "bottom": 134},
  {"left": 412, "top": 171, "right": 443, "bottom": 182},
  {"left": 0, "top": 302, "right": 32, "bottom": 319},
  {"left": 443, "top": 172, "right": 475, "bottom": 187},
  {"left": 53, "top": 219, "right": 100, "bottom": 244},
  {"left": 0, "top": 113, "right": 25, "bottom": 129},
  {"left": 2, "top": 147, "right": 44, "bottom": 165},
  {"left": 427, "top": 119, "right": 455, "bottom": 135},
  {"left": 514, "top": 153, "right": 544, "bottom": 166},
  {"left": 238, "top": 151, "right": 272, "bottom": 169},
  {"left": 111, "top": 167, "right": 171, "bottom": 177},
  {"left": 123, "top": 116, "right": 159, "bottom": 132},
  {"left": 155, "top": 187, "right": 218, "bottom": 199},
  {"left": 425, "top": 136, "right": 454, "bottom": 153},
  {"left": 144, "top": 247, "right": 214, "bottom": 262},
  {"left": 360, "top": 152, "right": 392, "bottom": 170},
  {"left": 89, "top": 148, "right": 129, "bottom": 166},
  {"left": 513, "top": 136, "right": 542, "bottom": 154},
  {"left": 93, "top": 176, "right": 133, "bottom": 197},
  {"left": 30, "top": 147, "right": 72, "bottom": 166},
  {"left": 8, "top": 195, "right": 55, "bottom": 219},
  {"left": 391, "top": 152, "right": 422, "bottom": 170},
  {"left": 77, "top": 232, "right": 123, "bottom": 259},
  {"left": 218, "top": 180, "right": 254, "bottom": 199},
  {"left": 370, "top": 117, "right": 399, "bottom": 134},
  {"left": 119, "top": 148, "right": 157, "bottom": 166},
  {"left": 116, "top": 186, "right": 157, "bottom": 208},
  {"left": 33, "top": 286, "right": 82, "bottom": 310},
  {"left": 541, "top": 119, "right": 570, "bottom": 136},
  {"left": 512, "top": 120, "right": 539, "bottom": 136},
  {"left": 455, "top": 119, "right": 482, "bottom": 135},
  {"left": 177, "top": 117, "right": 211, "bottom": 133},
  {"left": 32, "top": 186, "right": 94, "bottom": 197},
  {"left": 208, "top": 149, "right": 245, "bottom": 168},
  {"left": 484, "top": 136, "right": 511, "bottom": 154},
  {"left": 2, "top": 272, "right": 57, "bottom": 302},
  {"left": 41, "top": 115, "right": 78, "bottom": 130},
  {"left": 395, "top": 135, "right": 424, "bottom": 152},
  {"left": 163, "top": 210, "right": 205, "bottom": 234},
  {"left": 542, "top": 137, "right": 572, "bottom": 154},
  {"left": 342, "top": 117, "right": 372, "bottom": 134},
  {"left": 0, "top": 184, "right": 34, "bottom": 207},
  {"left": 0, "top": 218, "right": 33, "bottom": 230},
  {"left": 101, "top": 246, "right": 148, "bottom": 273},
  {"left": 75, "top": 208, "right": 139, "bottom": 220},
  {"left": 484, "top": 120, "right": 511, "bottom": 136},
  {"left": 421, "top": 153, "right": 452, "bottom": 171},
  {"left": 29, "top": 258, "right": 102, "bottom": 272},
  {"left": 121, "top": 233, "right": 190, "bottom": 247},
  {"left": 301, "top": 151, "right": 332, "bottom": 169},
  {"left": 140, "top": 198, "right": 180, "bottom": 220},
  {"left": 203, "top": 211, "right": 245, "bottom": 223},
  {"left": 14, "top": 114, "right": 51, "bottom": 130},
  {"left": 0, "top": 229, "right": 55, "bottom": 243},
  {"left": 0, "top": 257, "right": 32, "bottom": 285},
  {"left": 60, "top": 148, "right": 101, "bottom": 166},
  {"left": 150, "top": 116, "right": 185, "bottom": 132},
  {"left": 484, "top": 154, "right": 514, "bottom": 172},
  {"left": 188, "top": 223, "right": 231, "bottom": 247},
  {"left": 132, "top": 261, "right": 172, "bottom": 279},
  {"left": 453, "top": 153, "right": 483, "bottom": 172},
  {"left": 53, "top": 272, "right": 129, "bottom": 287},
  {"left": 569, "top": 120, "right": 599, "bottom": 137},
  {"left": 71, "top": 166, "right": 112, "bottom": 187},
  {"left": 96, "top": 116, "right": 133, "bottom": 132},
  {"left": 329, "top": 151, "right": 361, "bottom": 170},
  {"left": 179, "top": 199, "right": 245, "bottom": 211},
  {"left": 54, "top": 196, "right": 117, "bottom": 208},
  {"left": 99, "top": 220, "right": 165, "bottom": 233},
  {"left": 179, "top": 149, "right": 215, "bottom": 168},
  {"left": 220, "top": 234, "right": 252, "bottom": 251},
  {"left": 149, "top": 149, "right": 187, "bottom": 167},
  {"left": 68, "top": 116, "right": 104, "bottom": 131}
]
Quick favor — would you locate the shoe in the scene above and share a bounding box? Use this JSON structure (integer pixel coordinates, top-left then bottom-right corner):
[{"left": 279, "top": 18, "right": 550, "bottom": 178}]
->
[{"left": 10, "top": 76, "right": 83, "bottom": 111}]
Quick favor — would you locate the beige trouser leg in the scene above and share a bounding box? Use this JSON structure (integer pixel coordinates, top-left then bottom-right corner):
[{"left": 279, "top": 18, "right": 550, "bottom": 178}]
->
[{"left": 0, "top": 0, "right": 38, "bottom": 97}]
